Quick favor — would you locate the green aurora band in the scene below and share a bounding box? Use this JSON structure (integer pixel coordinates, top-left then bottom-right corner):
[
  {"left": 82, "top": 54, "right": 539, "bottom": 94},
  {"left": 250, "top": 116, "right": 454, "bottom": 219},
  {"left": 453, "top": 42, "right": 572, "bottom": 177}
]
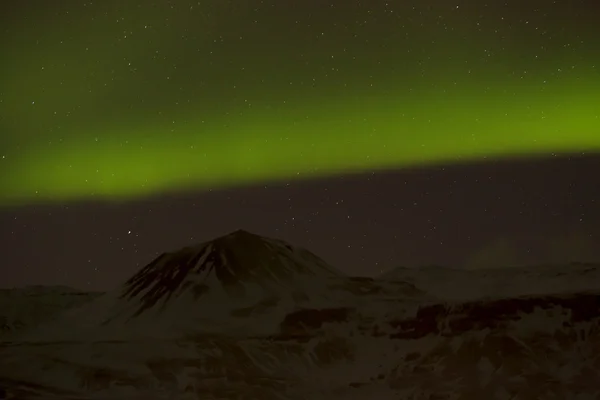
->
[
  {"left": 2, "top": 81, "right": 599, "bottom": 205},
  {"left": 1, "top": 1, "right": 599, "bottom": 205}
]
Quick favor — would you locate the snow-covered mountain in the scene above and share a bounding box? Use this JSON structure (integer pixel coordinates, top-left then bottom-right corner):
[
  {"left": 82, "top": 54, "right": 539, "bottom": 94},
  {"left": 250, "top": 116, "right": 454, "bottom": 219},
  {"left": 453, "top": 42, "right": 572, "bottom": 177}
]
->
[
  {"left": 119, "top": 228, "right": 343, "bottom": 317},
  {"left": 21, "top": 230, "right": 422, "bottom": 341},
  {"left": 1, "top": 231, "right": 600, "bottom": 399}
]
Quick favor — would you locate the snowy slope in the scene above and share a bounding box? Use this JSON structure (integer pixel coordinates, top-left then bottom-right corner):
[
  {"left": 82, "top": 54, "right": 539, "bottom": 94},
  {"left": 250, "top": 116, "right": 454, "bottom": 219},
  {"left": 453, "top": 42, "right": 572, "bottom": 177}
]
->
[
  {"left": 1, "top": 231, "right": 600, "bottom": 399},
  {"left": 0, "top": 286, "right": 100, "bottom": 339}
]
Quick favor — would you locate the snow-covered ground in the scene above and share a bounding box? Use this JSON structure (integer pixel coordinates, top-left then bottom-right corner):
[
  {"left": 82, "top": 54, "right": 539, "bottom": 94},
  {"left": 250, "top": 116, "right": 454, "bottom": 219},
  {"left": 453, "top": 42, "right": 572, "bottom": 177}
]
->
[
  {"left": 1, "top": 230, "right": 600, "bottom": 399},
  {"left": 0, "top": 286, "right": 101, "bottom": 339},
  {"left": 381, "top": 262, "right": 600, "bottom": 300}
]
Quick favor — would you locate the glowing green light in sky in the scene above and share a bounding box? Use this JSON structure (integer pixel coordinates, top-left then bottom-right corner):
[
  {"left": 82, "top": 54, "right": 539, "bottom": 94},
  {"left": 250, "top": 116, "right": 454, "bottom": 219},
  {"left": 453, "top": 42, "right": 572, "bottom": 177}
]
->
[
  {"left": 2, "top": 81, "right": 599, "bottom": 205},
  {"left": 1, "top": 0, "right": 599, "bottom": 206}
]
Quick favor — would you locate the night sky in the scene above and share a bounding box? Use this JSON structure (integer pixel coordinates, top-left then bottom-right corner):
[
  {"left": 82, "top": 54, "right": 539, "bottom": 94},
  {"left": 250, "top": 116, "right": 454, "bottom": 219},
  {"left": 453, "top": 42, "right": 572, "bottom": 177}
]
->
[{"left": 1, "top": 0, "right": 599, "bottom": 290}]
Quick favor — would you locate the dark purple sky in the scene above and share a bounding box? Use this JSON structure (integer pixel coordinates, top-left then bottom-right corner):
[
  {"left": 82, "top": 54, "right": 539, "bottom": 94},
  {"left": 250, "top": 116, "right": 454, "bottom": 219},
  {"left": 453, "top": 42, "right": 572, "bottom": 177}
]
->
[{"left": 1, "top": 154, "right": 598, "bottom": 291}]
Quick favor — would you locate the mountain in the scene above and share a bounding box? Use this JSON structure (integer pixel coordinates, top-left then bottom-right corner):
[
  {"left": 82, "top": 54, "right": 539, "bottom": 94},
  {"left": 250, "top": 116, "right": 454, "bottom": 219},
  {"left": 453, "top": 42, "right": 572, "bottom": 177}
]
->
[
  {"left": 120, "top": 228, "right": 342, "bottom": 317},
  {"left": 21, "top": 230, "right": 419, "bottom": 341},
  {"left": 1, "top": 231, "right": 600, "bottom": 399}
]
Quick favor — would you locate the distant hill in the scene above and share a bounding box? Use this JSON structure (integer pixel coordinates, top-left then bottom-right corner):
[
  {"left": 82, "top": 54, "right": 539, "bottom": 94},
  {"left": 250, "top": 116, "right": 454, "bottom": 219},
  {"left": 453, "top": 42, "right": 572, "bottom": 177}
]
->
[{"left": 380, "top": 262, "right": 600, "bottom": 300}]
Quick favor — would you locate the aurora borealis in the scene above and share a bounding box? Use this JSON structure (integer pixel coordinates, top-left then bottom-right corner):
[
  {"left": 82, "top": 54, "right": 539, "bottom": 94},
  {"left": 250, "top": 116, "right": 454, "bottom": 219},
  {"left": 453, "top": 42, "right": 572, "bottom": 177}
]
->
[{"left": 1, "top": 0, "right": 599, "bottom": 205}]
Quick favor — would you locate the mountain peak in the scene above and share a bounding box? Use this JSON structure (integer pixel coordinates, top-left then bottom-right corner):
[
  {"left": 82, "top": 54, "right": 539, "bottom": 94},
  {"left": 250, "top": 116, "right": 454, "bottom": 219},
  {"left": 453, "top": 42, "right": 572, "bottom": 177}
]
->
[
  {"left": 227, "top": 228, "right": 254, "bottom": 236},
  {"left": 214, "top": 229, "right": 272, "bottom": 250},
  {"left": 118, "top": 230, "right": 340, "bottom": 317}
]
